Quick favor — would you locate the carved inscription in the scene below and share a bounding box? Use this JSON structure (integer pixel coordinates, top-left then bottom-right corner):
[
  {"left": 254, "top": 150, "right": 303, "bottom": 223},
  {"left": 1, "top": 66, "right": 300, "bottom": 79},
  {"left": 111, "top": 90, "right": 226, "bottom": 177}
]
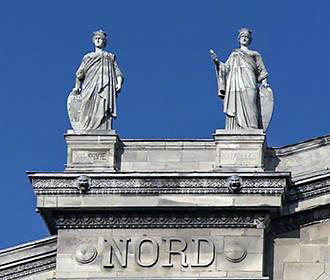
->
[
  {"left": 72, "top": 150, "right": 108, "bottom": 164},
  {"left": 191, "top": 238, "right": 215, "bottom": 267},
  {"left": 103, "top": 238, "right": 130, "bottom": 268},
  {"left": 220, "top": 150, "right": 259, "bottom": 165},
  {"left": 162, "top": 237, "right": 188, "bottom": 267},
  {"left": 136, "top": 238, "right": 159, "bottom": 267},
  {"left": 88, "top": 151, "right": 107, "bottom": 161},
  {"left": 102, "top": 236, "right": 225, "bottom": 270}
]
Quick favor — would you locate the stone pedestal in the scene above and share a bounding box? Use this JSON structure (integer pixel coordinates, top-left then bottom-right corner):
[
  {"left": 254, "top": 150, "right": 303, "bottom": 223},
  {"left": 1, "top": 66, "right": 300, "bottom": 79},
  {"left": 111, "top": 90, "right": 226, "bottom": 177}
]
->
[
  {"left": 65, "top": 130, "right": 119, "bottom": 172},
  {"left": 213, "top": 129, "right": 266, "bottom": 171}
]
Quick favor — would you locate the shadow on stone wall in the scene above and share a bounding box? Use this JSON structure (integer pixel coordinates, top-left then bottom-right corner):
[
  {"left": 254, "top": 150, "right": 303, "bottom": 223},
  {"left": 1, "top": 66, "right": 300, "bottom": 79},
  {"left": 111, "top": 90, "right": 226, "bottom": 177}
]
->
[{"left": 264, "top": 147, "right": 280, "bottom": 171}]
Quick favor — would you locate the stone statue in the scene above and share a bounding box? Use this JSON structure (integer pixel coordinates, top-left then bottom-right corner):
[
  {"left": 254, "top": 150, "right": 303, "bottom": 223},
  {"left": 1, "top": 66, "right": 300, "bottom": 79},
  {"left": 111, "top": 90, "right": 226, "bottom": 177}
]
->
[
  {"left": 210, "top": 28, "right": 274, "bottom": 131},
  {"left": 68, "top": 30, "right": 124, "bottom": 131}
]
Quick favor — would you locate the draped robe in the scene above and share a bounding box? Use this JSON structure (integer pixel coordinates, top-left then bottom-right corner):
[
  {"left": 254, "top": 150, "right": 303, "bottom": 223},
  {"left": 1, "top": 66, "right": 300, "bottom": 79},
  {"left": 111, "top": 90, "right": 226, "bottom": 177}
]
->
[
  {"left": 76, "top": 51, "right": 123, "bottom": 130},
  {"left": 216, "top": 49, "right": 268, "bottom": 129}
]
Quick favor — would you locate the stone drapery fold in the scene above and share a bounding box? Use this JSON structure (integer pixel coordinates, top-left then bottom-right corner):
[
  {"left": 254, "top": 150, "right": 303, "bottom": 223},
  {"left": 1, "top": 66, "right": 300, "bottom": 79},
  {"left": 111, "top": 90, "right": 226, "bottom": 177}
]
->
[
  {"left": 77, "top": 51, "right": 123, "bottom": 130},
  {"left": 216, "top": 49, "right": 268, "bottom": 129}
]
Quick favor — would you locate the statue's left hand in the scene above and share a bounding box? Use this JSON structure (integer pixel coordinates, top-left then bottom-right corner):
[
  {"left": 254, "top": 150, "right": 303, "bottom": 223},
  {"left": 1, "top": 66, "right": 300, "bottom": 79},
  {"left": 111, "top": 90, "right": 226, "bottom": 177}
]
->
[
  {"left": 71, "top": 87, "right": 81, "bottom": 95},
  {"left": 115, "top": 83, "right": 122, "bottom": 92},
  {"left": 261, "top": 79, "right": 270, "bottom": 88}
]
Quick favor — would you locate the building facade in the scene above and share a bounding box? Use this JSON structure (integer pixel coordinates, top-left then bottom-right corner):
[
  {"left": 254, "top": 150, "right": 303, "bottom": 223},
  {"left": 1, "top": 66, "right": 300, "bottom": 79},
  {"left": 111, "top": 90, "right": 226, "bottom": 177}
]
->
[{"left": 0, "top": 129, "right": 330, "bottom": 280}]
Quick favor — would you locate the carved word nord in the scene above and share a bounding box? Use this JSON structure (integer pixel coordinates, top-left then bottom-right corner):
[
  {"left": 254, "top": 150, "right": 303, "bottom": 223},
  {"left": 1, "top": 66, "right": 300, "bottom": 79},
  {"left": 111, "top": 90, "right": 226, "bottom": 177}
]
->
[{"left": 102, "top": 237, "right": 220, "bottom": 269}]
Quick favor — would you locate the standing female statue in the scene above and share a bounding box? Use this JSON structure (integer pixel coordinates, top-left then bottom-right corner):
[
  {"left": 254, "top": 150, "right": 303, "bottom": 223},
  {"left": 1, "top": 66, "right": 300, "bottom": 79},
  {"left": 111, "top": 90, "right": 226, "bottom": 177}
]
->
[
  {"left": 210, "top": 28, "right": 273, "bottom": 130},
  {"left": 68, "top": 30, "right": 124, "bottom": 131}
]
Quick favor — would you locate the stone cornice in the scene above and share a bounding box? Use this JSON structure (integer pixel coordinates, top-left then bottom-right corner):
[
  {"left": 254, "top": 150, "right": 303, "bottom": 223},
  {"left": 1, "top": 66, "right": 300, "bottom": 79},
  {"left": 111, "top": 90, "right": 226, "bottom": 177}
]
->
[
  {"left": 0, "top": 236, "right": 57, "bottom": 280},
  {"left": 0, "top": 254, "right": 56, "bottom": 280},
  {"left": 269, "top": 135, "right": 330, "bottom": 157},
  {"left": 285, "top": 173, "right": 330, "bottom": 203},
  {"left": 0, "top": 236, "right": 56, "bottom": 256},
  {"left": 269, "top": 204, "right": 330, "bottom": 235},
  {"left": 118, "top": 139, "right": 215, "bottom": 150},
  {"left": 28, "top": 172, "right": 289, "bottom": 196}
]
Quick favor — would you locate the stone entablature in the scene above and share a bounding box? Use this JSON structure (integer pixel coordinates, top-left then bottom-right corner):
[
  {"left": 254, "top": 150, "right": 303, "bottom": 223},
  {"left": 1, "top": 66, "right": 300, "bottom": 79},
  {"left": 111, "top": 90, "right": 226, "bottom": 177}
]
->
[{"left": 28, "top": 172, "right": 287, "bottom": 237}]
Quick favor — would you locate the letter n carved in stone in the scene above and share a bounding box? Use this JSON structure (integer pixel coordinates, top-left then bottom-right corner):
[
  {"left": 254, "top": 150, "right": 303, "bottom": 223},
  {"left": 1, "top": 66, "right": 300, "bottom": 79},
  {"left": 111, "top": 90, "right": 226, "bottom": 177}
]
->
[{"left": 103, "top": 238, "right": 131, "bottom": 268}]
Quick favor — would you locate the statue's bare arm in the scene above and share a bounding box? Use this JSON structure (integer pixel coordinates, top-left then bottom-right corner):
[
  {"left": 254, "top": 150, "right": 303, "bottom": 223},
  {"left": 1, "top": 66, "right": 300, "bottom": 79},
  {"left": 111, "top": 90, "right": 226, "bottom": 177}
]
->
[
  {"left": 116, "top": 76, "right": 123, "bottom": 92},
  {"left": 71, "top": 57, "right": 87, "bottom": 95}
]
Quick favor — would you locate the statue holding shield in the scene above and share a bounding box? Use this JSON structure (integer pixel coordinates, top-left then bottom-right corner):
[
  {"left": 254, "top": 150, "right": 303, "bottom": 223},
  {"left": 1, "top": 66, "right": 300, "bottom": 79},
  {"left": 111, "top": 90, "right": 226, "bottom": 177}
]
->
[
  {"left": 68, "top": 30, "right": 124, "bottom": 132},
  {"left": 210, "top": 28, "right": 273, "bottom": 131}
]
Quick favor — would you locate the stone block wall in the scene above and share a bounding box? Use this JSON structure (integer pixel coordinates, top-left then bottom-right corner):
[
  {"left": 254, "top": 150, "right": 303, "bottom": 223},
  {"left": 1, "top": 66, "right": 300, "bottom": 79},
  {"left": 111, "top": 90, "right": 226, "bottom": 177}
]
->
[{"left": 273, "top": 221, "right": 330, "bottom": 280}]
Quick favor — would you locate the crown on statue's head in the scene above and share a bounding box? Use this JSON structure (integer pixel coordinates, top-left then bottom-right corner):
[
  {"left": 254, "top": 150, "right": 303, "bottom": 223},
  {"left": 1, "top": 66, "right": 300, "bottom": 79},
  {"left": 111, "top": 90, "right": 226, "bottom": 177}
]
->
[
  {"left": 238, "top": 27, "right": 252, "bottom": 38},
  {"left": 93, "top": 30, "right": 107, "bottom": 39}
]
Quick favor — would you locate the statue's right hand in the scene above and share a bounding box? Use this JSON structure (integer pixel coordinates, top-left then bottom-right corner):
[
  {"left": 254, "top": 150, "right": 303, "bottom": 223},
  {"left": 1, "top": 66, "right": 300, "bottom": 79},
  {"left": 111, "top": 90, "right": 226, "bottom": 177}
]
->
[
  {"left": 76, "top": 70, "right": 85, "bottom": 80},
  {"left": 210, "top": 49, "right": 219, "bottom": 64},
  {"left": 71, "top": 87, "right": 81, "bottom": 95}
]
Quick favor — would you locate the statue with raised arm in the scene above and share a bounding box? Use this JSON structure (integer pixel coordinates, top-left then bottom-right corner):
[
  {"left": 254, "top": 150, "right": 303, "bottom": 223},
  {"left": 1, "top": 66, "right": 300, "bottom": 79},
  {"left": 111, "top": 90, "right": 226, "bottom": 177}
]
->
[
  {"left": 210, "top": 28, "right": 274, "bottom": 131},
  {"left": 68, "top": 30, "right": 124, "bottom": 131}
]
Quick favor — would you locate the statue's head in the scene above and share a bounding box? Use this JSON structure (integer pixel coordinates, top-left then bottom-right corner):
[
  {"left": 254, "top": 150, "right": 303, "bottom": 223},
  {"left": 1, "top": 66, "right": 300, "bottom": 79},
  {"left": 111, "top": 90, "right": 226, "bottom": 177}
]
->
[
  {"left": 92, "top": 30, "right": 107, "bottom": 49},
  {"left": 237, "top": 28, "right": 252, "bottom": 46}
]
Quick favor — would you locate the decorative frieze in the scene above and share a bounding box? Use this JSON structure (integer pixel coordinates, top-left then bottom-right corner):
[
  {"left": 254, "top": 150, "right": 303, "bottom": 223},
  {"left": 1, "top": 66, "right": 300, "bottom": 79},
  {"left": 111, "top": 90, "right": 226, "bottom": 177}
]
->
[
  {"left": 30, "top": 174, "right": 287, "bottom": 196},
  {"left": 54, "top": 210, "right": 268, "bottom": 230}
]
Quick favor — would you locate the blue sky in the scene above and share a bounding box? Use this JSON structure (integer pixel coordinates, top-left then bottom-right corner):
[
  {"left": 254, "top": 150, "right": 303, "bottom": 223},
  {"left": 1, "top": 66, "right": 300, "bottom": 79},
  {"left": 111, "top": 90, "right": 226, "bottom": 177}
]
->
[{"left": 1, "top": 0, "right": 330, "bottom": 248}]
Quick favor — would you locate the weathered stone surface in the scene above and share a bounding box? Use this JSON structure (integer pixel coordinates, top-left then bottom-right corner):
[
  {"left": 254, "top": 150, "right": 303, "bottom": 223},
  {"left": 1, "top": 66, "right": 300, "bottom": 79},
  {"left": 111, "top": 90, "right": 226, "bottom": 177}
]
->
[
  {"left": 0, "top": 236, "right": 57, "bottom": 280},
  {"left": 283, "top": 263, "right": 324, "bottom": 280},
  {"left": 54, "top": 228, "right": 265, "bottom": 279},
  {"left": 19, "top": 105, "right": 330, "bottom": 280},
  {"left": 273, "top": 221, "right": 330, "bottom": 280},
  {"left": 61, "top": 131, "right": 330, "bottom": 179},
  {"left": 317, "top": 273, "right": 330, "bottom": 280},
  {"left": 213, "top": 129, "right": 265, "bottom": 171},
  {"left": 65, "top": 130, "right": 118, "bottom": 171},
  {"left": 28, "top": 172, "right": 288, "bottom": 196}
]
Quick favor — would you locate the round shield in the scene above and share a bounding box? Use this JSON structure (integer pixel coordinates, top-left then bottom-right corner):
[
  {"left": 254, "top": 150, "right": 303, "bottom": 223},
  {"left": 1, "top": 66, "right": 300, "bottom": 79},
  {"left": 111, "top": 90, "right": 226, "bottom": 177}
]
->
[
  {"left": 259, "top": 86, "right": 274, "bottom": 132},
  {"left": 67, "top": 91, "right": 83, "bottom": 131}
]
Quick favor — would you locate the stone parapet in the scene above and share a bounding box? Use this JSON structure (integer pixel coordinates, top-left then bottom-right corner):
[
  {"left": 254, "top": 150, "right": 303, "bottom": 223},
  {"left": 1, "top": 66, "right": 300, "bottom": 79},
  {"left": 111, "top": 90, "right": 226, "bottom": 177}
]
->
[{"left": 62, "top": 131, "right": 330, "bottom": 180}]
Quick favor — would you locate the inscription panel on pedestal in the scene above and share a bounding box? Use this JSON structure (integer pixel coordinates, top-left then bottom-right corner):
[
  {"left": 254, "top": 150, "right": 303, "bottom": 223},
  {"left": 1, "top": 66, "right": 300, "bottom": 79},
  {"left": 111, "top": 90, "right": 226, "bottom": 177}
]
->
[
  {"left": 220, "top": 149, "right": 260, "bottom": 166},
  {"left": 72, "top": 150, "right": 109, "bottom": 164}
]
